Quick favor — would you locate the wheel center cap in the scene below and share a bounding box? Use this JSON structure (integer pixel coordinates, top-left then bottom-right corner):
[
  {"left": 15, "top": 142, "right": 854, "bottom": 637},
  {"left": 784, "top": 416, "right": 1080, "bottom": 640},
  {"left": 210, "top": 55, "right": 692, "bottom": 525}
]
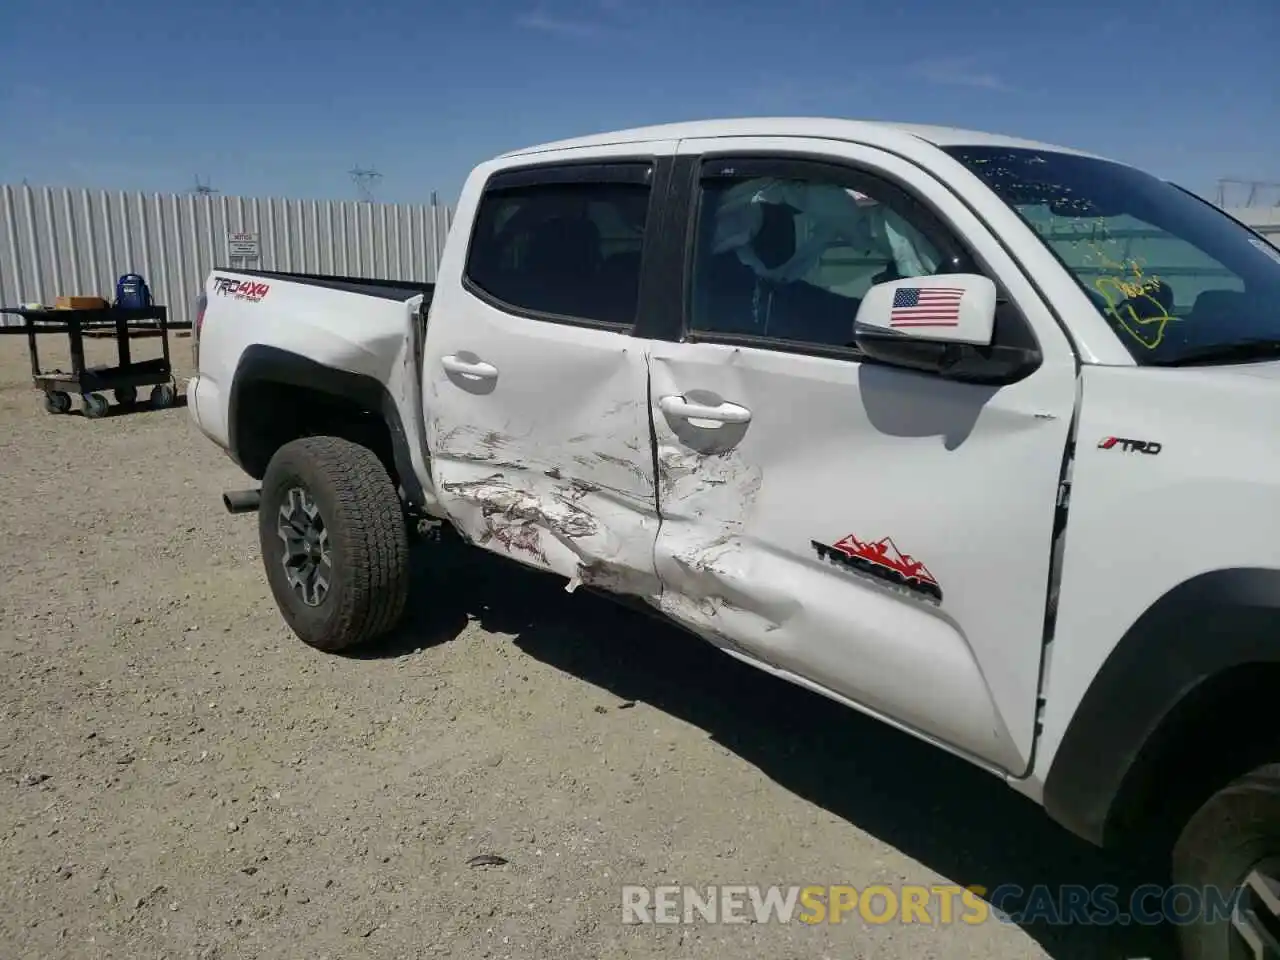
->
[{"left": 277, "top": 486, "right": 331, "bottom": 608}]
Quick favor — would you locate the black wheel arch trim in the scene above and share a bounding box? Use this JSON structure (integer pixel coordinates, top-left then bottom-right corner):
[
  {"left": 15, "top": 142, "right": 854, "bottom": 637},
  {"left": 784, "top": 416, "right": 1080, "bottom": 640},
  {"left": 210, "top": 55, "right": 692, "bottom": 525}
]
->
[
  {"left": 228, "top": 344, "right": 426, "bottom": 509},
  {"left": 1043, "top": 567, "right": 1280, "bottom": 846}
]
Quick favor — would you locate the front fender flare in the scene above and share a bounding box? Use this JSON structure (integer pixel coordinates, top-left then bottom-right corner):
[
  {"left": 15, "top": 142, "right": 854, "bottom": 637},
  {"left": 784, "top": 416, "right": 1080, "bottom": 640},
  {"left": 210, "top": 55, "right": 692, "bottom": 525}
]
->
[{"left": 1043, "top": 567, "right": 1280, "bottom": 847}]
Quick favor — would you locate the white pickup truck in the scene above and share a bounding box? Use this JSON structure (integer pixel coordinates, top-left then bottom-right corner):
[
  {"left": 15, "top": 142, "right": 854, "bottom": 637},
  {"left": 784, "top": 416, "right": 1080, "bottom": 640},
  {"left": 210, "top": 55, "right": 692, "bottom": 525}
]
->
[{"left": 187, "top": 118, "right": 1280, "bottom": 958}]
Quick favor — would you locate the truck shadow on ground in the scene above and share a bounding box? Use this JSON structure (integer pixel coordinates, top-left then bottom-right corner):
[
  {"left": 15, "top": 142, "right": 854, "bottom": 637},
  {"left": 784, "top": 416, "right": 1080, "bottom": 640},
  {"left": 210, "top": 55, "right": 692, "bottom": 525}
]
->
[{"left": 374, "top": 539, "right": 1178, "bottom": 960}]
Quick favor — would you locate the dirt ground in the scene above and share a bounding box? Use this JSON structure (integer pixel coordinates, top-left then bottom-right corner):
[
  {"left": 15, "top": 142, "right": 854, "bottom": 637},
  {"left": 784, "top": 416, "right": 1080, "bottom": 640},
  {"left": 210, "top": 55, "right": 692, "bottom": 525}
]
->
[{"left": 0, "top": 333, "right": 1176, "bottom": 959}]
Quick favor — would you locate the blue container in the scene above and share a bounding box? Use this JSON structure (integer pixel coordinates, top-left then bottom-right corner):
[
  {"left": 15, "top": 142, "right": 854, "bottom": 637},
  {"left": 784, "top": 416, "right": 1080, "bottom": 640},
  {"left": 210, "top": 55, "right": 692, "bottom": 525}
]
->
[{"left": 115, "top": 273, "right": 152, "bottom": 309}]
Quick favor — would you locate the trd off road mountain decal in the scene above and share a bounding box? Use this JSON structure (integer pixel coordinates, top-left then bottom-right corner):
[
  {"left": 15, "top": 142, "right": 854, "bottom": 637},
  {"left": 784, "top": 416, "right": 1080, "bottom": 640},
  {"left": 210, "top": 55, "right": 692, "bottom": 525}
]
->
[{"left": 812, "top": 534, "right": 943, "bottom": 605}]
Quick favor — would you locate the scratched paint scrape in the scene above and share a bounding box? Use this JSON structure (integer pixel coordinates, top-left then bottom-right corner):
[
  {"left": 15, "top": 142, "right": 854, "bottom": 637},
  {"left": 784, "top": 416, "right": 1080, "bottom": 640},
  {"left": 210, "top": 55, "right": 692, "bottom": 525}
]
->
[
  {"left": 441, "top": 471, "right": 661, "bottom": 599},
  {"left": 658, "top": 446, "right": 762, "bottom": 512},
  {"left": 433, "top": 420, "right": 655, "bottom": 502},
  {"left": 433, "top": 422, "right": 530, "bottom": 471},
  {"left": 441, "top": 473, "right": 596, "bottom": 564},
  {"left": 431, "top": 410, "right": 662, "bottom": 599}
]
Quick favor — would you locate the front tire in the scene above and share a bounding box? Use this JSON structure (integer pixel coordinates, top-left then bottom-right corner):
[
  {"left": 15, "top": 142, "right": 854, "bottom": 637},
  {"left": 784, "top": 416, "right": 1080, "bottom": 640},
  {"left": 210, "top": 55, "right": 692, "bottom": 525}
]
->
[
  {"left": 1172, "top": 764, "right": 1280, "bottom": 960},
  {"left": 259, "top": 436, "right": 409, "bottom": 652}
]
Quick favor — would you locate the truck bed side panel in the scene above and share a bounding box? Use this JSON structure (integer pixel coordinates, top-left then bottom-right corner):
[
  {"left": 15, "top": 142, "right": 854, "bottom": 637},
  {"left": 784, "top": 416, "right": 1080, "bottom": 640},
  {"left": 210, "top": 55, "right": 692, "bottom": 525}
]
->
[{"left": 192, "top": 272, "right": 429, "bottom": 497}]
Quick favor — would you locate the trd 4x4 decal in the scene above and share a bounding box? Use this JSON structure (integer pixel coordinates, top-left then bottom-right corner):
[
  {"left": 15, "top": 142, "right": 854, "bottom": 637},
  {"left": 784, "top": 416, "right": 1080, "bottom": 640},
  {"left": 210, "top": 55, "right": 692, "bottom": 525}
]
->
[
  {"left": 812, "top": 534, "right": 943, "bottom": 605},
  {"left": 212, "top": 276, "right": 270, "bottom": 302}
]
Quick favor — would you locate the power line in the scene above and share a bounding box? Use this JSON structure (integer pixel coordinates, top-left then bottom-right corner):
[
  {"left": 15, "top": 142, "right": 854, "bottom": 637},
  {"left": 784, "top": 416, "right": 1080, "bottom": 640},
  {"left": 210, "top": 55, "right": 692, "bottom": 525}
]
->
[
  {"left": 1215, "top": 178, "right": 1280, "bottom": 208},
  {"left": 349, "top": 166, "right": 382, "bottom": 203}
]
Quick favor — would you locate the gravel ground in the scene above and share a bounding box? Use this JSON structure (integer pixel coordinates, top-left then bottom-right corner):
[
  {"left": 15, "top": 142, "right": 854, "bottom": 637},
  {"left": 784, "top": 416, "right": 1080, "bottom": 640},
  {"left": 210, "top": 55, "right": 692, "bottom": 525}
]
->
[{"left": 0, "top": 333, "right": 1175, "bottom": 959}]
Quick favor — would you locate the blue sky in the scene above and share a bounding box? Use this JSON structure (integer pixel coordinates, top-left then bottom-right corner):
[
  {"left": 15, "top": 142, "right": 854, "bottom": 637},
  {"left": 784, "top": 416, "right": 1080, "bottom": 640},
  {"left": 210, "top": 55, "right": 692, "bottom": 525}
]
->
[{"left": 1, "top": 0, "right": 1275, "bottom": 205}]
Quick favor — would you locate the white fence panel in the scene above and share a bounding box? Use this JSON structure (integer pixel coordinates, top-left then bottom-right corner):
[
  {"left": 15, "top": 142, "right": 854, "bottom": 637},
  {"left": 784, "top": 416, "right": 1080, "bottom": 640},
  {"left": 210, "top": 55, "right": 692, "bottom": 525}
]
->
[{"left": 0, "top": 184, "right": 454, "bottom": 327}]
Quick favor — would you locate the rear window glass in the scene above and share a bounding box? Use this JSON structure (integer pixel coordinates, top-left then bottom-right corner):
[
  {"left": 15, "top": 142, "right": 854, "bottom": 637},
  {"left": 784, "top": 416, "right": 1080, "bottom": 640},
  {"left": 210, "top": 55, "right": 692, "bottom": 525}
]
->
[{"left": 465, "top": 180, "right": 651, "bottom": 326}]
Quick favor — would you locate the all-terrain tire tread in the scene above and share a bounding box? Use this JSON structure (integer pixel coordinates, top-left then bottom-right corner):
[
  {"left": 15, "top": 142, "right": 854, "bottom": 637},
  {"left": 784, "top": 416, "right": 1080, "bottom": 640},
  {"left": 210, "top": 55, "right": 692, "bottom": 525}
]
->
[
  {"left": 261, "top": 436, "right": 408, "bottom": 651},
  {"left": 1172, "top": 764, "right": 1280, "bottom": 960}
]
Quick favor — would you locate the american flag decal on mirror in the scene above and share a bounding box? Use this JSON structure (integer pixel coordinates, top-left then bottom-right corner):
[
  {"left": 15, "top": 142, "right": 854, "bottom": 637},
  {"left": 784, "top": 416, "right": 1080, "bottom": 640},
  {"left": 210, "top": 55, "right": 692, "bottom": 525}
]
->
[{"left": 889, "top": 286, "right": 964, "bottom": 328}]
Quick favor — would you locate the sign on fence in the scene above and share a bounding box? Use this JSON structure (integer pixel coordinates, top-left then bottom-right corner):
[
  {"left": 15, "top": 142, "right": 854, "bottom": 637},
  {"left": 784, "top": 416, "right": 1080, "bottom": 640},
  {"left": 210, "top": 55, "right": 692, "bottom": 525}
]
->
[{"left": 227, "top": 232, "right": 260, "bottom": 259}]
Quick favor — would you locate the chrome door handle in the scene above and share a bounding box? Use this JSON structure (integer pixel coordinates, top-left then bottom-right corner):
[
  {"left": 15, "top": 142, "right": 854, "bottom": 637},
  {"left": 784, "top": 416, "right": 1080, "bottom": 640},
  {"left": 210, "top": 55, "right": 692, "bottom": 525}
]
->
[
  {"left": 658, "top": 395, "right": 752, "bottom": 424},
  {"left": 441, "top": 354, "right": 498, "bottom": 380}
]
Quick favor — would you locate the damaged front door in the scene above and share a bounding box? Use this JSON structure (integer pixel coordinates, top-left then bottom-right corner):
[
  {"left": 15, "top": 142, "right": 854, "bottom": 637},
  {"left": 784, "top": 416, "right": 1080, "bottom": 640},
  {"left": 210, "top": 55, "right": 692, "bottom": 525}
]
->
[
  {"left": 648, "top": 143, "right": 1079, "bottom": 775},
  {"left": 421, "top": 154, "right": 668, "bottom": 598}
]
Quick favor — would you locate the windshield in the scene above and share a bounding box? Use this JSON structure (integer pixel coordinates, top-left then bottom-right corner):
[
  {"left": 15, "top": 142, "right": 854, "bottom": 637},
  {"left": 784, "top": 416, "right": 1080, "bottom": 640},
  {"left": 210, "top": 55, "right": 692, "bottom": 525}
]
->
[{"left": 942, "top": 145, "right": 1280, "bottom": 365}]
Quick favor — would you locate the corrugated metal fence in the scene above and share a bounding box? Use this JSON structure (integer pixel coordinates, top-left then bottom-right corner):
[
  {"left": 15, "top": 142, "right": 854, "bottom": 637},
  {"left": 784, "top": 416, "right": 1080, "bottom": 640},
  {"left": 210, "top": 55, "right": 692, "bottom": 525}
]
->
[{"left": 1, "top": 184, "right": 454, "bottom": 327}]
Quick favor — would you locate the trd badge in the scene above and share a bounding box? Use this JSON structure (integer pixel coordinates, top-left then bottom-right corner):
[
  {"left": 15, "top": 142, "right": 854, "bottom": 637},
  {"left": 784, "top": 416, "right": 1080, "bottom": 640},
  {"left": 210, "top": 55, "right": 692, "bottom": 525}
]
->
[{"left": 1098, "top": 436, "right": 1162, "bottom": 455}]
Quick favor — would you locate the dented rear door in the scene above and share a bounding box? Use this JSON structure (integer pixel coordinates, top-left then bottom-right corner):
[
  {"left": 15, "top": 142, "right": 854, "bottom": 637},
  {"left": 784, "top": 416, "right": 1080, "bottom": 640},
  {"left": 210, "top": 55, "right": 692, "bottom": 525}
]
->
[
  {"left": 421, "top": 148, "right": 675, "bottom": 598},
  {"left": 647, "top": 139, "right": 1079, "bottom": 775}
]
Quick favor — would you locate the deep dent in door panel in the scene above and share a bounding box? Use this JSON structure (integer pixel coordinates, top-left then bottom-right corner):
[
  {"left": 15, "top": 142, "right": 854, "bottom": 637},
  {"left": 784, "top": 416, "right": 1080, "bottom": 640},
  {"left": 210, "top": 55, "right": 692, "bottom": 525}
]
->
[
  {"left": 652, "top": 468, "right": 1019, "bottom": 764},
  {"left": 647, "top": 350, "right": 787, "bottom": 649},
  {"left": 654, "top": 517, "right": 1021, "bottom": 768},
  {"left": 646, "top": 350, "right": 1026, "bottom": 772},
  {"left": 648, "top": 444, "right": 781, "bottom": 660}
]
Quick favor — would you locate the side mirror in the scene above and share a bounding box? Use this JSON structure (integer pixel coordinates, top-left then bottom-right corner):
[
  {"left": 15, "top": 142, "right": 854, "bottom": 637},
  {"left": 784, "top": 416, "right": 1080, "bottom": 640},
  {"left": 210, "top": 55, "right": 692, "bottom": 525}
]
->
[{"left": 853, "top": 274, "right": 1038, "bottom": 384}]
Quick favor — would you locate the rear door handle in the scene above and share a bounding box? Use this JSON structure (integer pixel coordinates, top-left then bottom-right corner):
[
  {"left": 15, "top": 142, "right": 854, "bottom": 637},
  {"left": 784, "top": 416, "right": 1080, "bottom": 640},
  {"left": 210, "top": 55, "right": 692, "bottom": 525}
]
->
[
  {"left": 658, "top": 395, "right": 752, "bottom": 425},
  {"left": 441, "top": 354, "right": 498, "bottom": 380}
]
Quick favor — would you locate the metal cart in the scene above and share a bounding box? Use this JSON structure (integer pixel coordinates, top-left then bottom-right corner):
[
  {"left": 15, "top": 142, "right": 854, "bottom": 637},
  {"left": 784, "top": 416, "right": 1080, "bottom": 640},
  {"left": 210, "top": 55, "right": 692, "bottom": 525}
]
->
[{"left": 0, "top": 304, "right": 179, "bottom": 418}]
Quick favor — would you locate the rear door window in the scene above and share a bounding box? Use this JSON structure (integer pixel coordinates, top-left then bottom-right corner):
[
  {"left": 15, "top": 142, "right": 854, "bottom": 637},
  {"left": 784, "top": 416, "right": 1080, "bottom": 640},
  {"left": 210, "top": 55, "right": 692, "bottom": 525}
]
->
[{"left": 465, "top": 168, "right": 652, "bottom": 328}]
